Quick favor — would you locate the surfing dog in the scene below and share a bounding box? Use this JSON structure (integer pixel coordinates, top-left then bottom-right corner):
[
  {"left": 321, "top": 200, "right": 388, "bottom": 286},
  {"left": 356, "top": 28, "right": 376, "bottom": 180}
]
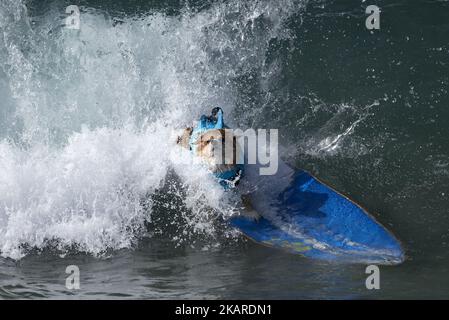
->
[{"left": 176, "top": 108, "right": 260, "bottom": 220}]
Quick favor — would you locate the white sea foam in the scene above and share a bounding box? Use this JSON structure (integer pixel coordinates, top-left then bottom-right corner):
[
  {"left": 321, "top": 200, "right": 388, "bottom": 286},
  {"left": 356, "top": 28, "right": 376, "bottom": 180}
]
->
[{"left": 0, "top": 0, "right": 303, "bottom": 259}]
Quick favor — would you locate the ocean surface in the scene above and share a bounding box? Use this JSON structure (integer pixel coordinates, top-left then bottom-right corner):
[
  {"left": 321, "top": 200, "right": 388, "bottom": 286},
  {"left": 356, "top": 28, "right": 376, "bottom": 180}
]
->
[{"left": 0, "top": 0, "right": 448, "bottom": 299}]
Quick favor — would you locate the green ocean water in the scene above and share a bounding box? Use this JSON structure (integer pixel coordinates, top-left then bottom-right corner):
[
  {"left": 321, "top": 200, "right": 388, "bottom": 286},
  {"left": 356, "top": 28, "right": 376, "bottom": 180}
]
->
[{"left": 0, "top": 0, "right": 448, "bottom": 299}]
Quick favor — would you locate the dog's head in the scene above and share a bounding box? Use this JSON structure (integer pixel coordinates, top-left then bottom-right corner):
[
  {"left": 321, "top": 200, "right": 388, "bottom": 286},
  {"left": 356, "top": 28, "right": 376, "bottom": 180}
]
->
[{"left": 177, "top": 128, "right": 239, "bottom": 173}]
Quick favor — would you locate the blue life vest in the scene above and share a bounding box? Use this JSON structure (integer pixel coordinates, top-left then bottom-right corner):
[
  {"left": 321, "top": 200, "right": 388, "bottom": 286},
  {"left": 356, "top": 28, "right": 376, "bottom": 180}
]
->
[{"left": 189, "top": 108, "right": 244, "bottom": 189}]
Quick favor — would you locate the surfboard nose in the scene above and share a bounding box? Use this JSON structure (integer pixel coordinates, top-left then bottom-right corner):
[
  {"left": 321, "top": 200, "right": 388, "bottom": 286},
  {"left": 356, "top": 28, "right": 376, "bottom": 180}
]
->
[{"left": 232, "top": 163, "right": 405, "bottom": 265}]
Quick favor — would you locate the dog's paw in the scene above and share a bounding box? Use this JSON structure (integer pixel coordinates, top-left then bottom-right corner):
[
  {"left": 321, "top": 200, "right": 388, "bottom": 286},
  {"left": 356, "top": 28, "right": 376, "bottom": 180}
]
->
[
  {"left": 240, "top": 194, "right": 261, "bottom": 221},
  {"left": 241, "top": 209, "right": 261, "bottom": 222}
]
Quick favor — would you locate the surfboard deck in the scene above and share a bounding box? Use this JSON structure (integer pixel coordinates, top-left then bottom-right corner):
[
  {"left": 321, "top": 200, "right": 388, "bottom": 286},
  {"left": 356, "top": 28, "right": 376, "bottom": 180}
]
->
[{"left": 230, "top": 161, "right": 404, "bottom": 265}]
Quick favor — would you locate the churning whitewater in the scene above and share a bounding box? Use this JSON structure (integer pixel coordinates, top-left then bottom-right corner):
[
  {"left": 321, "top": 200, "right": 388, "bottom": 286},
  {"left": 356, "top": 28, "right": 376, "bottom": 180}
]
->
[{"left": 0, "top": 0, "right": 307, "bottom": 259}]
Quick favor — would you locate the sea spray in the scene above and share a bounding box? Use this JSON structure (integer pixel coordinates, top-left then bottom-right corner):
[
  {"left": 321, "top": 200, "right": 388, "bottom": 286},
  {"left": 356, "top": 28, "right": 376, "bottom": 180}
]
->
[{"left": 0, "top": 0, "right": 304, "bottom": 259}]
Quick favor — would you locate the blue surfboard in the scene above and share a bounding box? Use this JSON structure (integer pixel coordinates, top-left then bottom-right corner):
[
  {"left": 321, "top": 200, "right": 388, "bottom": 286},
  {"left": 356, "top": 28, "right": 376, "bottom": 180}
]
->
[
  {"left": 187, "top": 109, "right": 404, "bottom": 264},
  {"left": 231, "top": 160, "right": 405, "bottom": 265}
]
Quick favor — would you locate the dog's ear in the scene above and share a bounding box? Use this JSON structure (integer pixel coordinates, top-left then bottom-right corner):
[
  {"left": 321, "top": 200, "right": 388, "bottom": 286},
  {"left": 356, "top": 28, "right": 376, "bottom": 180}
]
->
[{"left": 177, "top": 127, "right": 193, "bottom": 149}]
